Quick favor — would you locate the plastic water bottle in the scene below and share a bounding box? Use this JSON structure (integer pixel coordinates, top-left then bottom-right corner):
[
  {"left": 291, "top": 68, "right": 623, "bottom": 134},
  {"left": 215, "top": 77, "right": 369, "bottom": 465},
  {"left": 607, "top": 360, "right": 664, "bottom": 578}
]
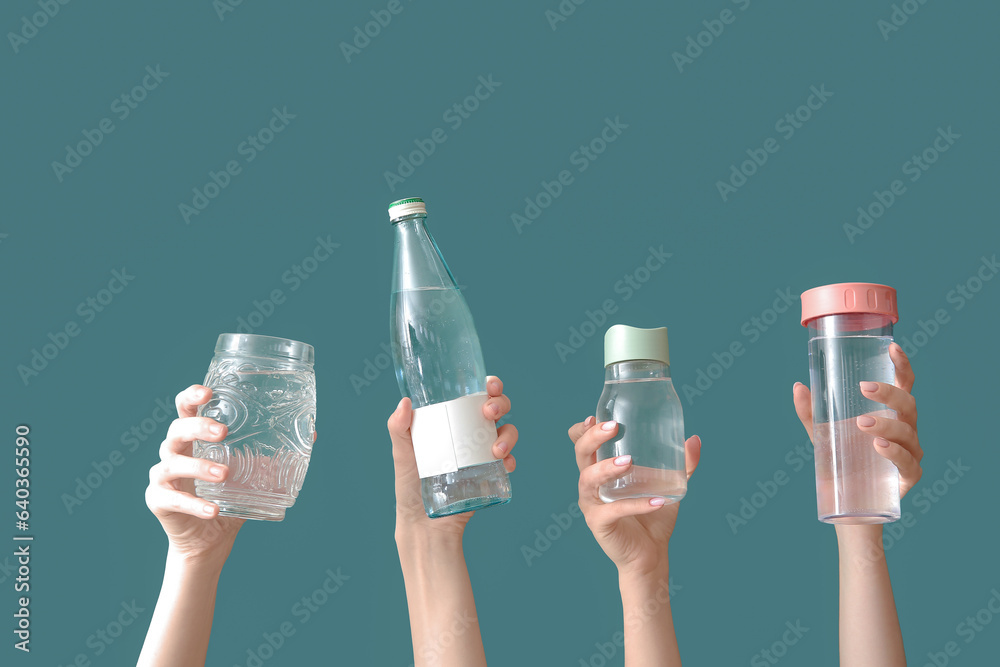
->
[
  {"left": 801, "top": 282, "right": 900, "bottom": 524},
  {"left": 388, "top": 197, "right": 511, "bottom": 518},
  {"left": 596, "top": 325, "right": 686, "bottom": 504}
]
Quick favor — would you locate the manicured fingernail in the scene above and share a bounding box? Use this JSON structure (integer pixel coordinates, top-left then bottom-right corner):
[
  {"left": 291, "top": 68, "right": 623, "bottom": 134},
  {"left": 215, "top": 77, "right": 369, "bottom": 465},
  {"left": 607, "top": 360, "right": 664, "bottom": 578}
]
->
[
  {"left": 202, "top": 504, "right": 215, "bottom": 515},
  {"left": 491, "top": 403, "right": 501, "bottom": 416},
  {"left": 584, "top": 416, "right": 595, "bottom": 427},
  {"left": 601, "top": 421, "right": 617, "bottom": 432},
  {"left": 860, "top": 382, "right": 879, "bottom": 393},
  {"left": 209, "top": 466, "right": 224, "bottom": 478},
  {"left": 209, "top": 424, "right": 223, "bottom": 435},
  {"left": 793, "top": 381, "right": 805, "bottom": 389},
  {"left": 874, "top": 437, "right": 890, "bottom": 448},
  {"left": 649, "top": 497, "right": 666, "bottom": 507},
  {"left": 488, "top": 380, "right": 500, "bottom": 393},
  {"left": 857, "top": 415, "right": 876, "bottom": 428},
  {"left": 614, "top": 455, "right": 631, "bottom": 466},
  {"left": 495, "top": 441, "right": 508, "bottom": 455}
]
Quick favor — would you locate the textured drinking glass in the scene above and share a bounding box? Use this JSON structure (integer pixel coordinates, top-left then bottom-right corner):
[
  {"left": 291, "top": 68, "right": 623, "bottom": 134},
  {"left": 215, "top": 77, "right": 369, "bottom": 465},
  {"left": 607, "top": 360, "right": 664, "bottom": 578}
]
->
[
  {"left": 596, "top": 325, "right": 686, "bottom": 504},
  {"left": 388, "top": 197, "right": 511, "bottom": 518},
  {"left": 802, "top": 283, "right": 900, "bottom": 524},
  {"left": 192, "top": 334, "right": 316, "bottom": 521}
]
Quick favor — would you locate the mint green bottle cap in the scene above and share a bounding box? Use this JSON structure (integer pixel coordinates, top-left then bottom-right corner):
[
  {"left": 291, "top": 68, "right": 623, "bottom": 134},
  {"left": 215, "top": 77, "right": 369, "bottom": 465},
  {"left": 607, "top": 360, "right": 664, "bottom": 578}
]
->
[{"left": 604, "top": 324, "right": 669, "bottom": 366}]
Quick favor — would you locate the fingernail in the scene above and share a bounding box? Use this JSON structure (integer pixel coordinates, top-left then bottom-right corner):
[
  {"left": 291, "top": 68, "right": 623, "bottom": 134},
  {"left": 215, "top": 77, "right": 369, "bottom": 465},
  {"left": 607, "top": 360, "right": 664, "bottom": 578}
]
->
[
  {"left": 874, "top": 437, "right": 890, "bottom": 448},
  {"left": 649, "top": 497, "right": 666, "bottom": 507},
  {"left": 585, "top": 416, "right": 595, "bottom": 427},
  {"left": 491, "top": 403, "right": 501, "bottom": 416},
  {"left": 793, "top": 381, "right": 804, "bottom": 389},
  {"left": 209, "top": 466, "right": 224, "bottom": 478},
  {"left": 488, "top": 380, "right": 500, "bottom": 393},
  {"left": 614, "top": 455, "right": 631, "bottom": 466},
  {"left": 601, "top": 420, "right": 617, "bottom": 432},
  {"left": 857, "top": 415, "right": 876, "bottom": 428},
  {"left": 860, "top": 382, "right": 879, "bottom": 393},
  {"left": 209, "top": 424, "right": 223, "bottom": 435},
  {"left": 495, "top": 441, "right": 508, "bottom": 455},
  {"left": 202, "top": 504, "right": 215, "bottom": 515}
]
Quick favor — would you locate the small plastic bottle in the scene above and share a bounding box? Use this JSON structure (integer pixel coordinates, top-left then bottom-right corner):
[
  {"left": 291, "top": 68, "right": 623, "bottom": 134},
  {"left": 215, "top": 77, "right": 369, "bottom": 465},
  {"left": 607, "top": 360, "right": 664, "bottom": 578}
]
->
[{"left": 596, "top": 325, "right": 686, "bottom": 504}]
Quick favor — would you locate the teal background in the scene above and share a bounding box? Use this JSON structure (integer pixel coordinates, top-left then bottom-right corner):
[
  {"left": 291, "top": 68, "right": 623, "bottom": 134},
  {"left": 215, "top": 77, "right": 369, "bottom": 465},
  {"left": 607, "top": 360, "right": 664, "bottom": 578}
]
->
[{"left": 2, "top": 1, "right": 998, "bottom": 665}]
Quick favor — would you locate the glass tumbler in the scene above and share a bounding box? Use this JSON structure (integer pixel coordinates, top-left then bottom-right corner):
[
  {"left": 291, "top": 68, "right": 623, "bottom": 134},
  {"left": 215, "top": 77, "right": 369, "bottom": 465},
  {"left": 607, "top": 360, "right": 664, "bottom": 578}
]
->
[{"left": 193, "top": 333, "right": 316, "bottom": 521}]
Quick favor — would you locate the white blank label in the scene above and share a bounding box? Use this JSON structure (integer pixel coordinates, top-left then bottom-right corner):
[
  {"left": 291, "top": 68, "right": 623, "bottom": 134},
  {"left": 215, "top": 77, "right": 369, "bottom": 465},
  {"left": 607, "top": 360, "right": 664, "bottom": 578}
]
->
[{"left": 410, "top": 392, "right": 498, "bottom": 478}]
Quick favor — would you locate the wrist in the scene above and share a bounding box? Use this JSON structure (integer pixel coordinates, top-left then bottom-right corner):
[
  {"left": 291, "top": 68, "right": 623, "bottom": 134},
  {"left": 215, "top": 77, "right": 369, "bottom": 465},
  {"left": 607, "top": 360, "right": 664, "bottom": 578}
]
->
[
  {"left": 618, "top": 558, "right": 670, "bottom": 590},
  {"left": 835, "top": 523, "right": 884, "bottom": 549},
  {"left": 395, "top": 526, "right": 464, "bottom": 562},
  {"left": 615, "top": 543, "right": 670, "bottom": 585},
  {"left": 835, "top": 524, "right": 887, "bottom": 569},
  {"left": 618, "top": 563, "right": 675, "bottom": 633},
  {"left": 165, "top": 545, "right": 227, "bottom": 580}
]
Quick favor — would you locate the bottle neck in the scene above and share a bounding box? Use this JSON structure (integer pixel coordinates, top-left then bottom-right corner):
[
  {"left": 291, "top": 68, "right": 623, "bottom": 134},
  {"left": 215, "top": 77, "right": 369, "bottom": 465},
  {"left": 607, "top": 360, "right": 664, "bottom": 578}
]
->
[
  {"left": 807, "top": 313, "right": 894, "bottom": 337},
  {"left": 391, "top": 214, "right": 458, "bottom": 292},
  {"left": 604, "top": 360, "right": 670, "bottom": 381}
]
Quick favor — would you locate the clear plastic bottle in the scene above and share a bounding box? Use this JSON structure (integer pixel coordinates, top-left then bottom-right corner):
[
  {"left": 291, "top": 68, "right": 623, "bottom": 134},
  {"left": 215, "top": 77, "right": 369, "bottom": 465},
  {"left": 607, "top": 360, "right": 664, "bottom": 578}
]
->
[
  {"left": 596, "top": 325, "right": 686, "bottom": 504},
  {"left": 388, "top": 197, "right": 511, "bottom": 518},
  {"left": 801, "top": 282, "right": 900, "bottom": 524}
]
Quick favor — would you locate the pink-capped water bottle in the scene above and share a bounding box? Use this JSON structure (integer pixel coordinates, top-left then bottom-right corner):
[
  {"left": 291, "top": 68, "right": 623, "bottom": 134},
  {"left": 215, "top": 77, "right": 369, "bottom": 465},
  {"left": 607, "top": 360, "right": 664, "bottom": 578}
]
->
[{"left": 801, "top": 282, "right": 901, "bottom": 524}]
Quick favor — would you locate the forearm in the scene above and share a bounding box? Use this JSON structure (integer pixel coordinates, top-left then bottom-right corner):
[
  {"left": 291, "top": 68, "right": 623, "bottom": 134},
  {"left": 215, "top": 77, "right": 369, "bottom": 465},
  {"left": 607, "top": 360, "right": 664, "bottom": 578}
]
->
[
  {"left": 137, "top": 548, "right": 224, "bottom": 667},
  {"left": 836, "top": 525, "right": 906, "bottom": 667},
  {"left": 396, "top": 530, "right": 486, "bottom": 667},
  {"left": 620, "top": 563, "right": 680, "bottom": 666}
]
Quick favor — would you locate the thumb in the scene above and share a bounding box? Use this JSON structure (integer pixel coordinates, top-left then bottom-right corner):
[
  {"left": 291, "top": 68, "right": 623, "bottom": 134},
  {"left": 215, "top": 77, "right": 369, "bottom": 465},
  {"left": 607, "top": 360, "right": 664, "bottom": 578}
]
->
[{"left": 792, "top": 382, "right": 814, "bottom": 442}]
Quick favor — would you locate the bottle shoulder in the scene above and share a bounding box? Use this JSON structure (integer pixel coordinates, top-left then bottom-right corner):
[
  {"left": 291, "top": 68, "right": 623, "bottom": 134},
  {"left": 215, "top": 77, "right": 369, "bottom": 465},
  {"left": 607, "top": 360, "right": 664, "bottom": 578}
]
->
[{"left": 597, "top": 379, "right": 683, "bottom": 415}]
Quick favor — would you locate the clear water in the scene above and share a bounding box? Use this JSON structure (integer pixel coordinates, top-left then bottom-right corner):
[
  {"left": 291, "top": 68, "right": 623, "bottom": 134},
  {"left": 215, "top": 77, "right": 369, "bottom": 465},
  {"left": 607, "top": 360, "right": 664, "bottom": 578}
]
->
[
  {"left": 596, "top": 374, "right": 686, "bottom": 504},
  {"left": 391, "top": 287, "right": 510, "bottom": 517},
  {"left": 808, "top": 335, "right": 900, "bottom": 523},
  {"left": 194, "top": 365, "right": 316, "bottom": 521}
]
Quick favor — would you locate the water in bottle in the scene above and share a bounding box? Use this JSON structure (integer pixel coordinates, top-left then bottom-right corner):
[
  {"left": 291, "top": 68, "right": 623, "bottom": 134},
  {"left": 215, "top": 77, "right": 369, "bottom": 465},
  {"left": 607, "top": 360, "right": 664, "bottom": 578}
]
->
[{"left": 596, "top": 325, "right": 686, "bottom": 504}]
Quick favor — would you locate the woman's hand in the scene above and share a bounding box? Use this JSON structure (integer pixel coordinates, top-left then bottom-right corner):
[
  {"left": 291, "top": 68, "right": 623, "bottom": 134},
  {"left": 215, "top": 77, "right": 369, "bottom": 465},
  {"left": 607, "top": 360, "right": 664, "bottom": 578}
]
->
[
  {"left": 568, "top": 419, "right": 701, "bottom": 577},
  {"left": 144, "top": 385, "right": 243, "bottom": 569},
  {"left": 792, "top": 342, "right": 918, "bottom": 667},
  {"left": 139, "top": 384, "right": 250, "bottom": 667},
  {"left": 388, "top": 376, "right": 517, "bottom": 541},
  {"left": 793, "top": 342, "right": 922, "bottom": 499},
  {"left": 389, "top": 376, "right": 516, "bottom": 667}
]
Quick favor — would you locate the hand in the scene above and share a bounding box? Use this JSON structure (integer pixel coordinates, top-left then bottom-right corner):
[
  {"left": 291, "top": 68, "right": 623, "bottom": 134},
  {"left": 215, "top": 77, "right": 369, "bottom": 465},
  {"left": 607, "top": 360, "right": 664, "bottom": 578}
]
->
[
  {"left": 388, "top": 376, "right": 518, "bottom": 542},
  {"left": 145, "top": 385, "right": 244, "bottom": 569},
  {"left": 569, "top": 419, "right": 701, "bottom": 577},
  {"left": 793, "top": 342, "right": 922, "bottom": 499}
]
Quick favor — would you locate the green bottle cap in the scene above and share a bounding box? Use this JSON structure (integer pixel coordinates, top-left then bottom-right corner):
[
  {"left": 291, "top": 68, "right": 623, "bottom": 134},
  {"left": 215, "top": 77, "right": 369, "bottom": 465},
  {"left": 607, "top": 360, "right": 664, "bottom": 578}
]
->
[
  {"left": 604, "top": 324, "right": 669, "bottom": 366},
  {"left": 388, "top": 197, "right": 427, "bottom": 221}
]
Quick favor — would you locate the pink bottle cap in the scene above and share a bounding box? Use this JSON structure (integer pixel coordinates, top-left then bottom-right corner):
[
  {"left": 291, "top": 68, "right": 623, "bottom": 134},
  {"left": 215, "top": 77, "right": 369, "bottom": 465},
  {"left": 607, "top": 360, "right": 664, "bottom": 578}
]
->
[{"left": 800, "top": 282, "right": 898, "bottom": 326}]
